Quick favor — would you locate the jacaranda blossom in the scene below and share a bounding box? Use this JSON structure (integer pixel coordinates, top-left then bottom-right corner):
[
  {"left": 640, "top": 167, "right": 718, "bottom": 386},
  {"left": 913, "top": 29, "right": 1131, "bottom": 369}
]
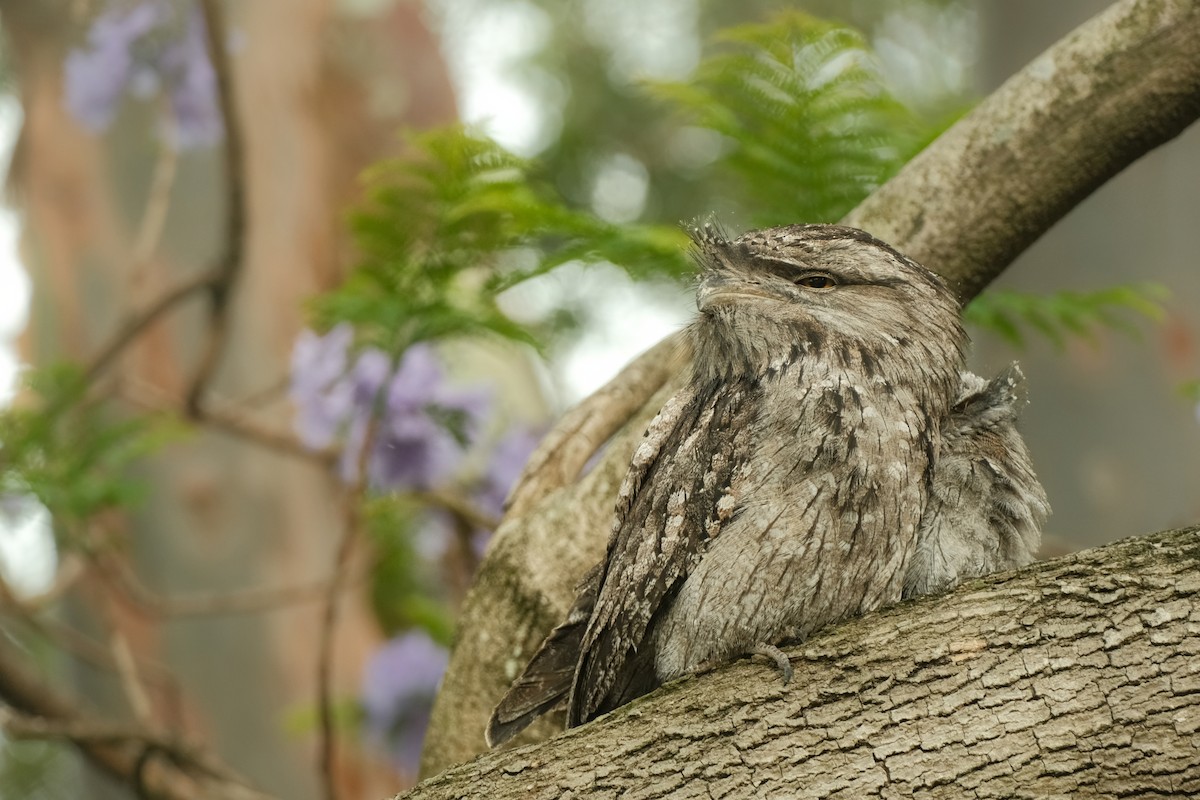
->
[
  {"left": 476, "top": 425, "right": 542, "bottom": 518},
  {"left": 360, "top": 630, "right": 449, "bottom": 775},
  {"left": 288, "top": 327, "right": 490, "bottom": 491},
  {"left": 63, "top": 0, "right": 223, "bottom": 149}
]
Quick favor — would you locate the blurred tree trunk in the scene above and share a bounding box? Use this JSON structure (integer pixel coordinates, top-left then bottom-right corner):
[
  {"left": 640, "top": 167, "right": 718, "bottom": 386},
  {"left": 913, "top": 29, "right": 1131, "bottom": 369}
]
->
[{"left": 3, "top": 1, "right": 454, "bottom": 797}]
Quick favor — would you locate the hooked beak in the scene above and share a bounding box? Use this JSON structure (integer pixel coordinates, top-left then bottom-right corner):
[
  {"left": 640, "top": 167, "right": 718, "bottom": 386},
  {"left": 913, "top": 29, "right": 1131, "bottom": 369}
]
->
[{"left": 697, "top": 271, "right": 773, "bottom": 311}]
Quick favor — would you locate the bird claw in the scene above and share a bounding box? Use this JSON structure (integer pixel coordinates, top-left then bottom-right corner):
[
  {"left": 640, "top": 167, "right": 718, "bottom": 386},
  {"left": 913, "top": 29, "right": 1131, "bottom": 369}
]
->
[{"left": 750, "top": 642, "right": 793, "bottom": 686}]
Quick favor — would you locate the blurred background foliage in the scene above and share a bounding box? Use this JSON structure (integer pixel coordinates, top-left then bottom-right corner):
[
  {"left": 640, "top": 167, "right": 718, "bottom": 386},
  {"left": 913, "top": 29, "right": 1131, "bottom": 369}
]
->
[{"left": 0, "top": 1, "right": 1194, "bottom": 798}]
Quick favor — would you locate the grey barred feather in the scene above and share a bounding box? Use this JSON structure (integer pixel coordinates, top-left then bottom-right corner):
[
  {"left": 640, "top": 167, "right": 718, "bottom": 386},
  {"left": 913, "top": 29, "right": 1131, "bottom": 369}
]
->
[
  {"left": 485, "top": 565, "right": 601, "bottom": 747},
  {"left": 904, "top": 366, "right": 1049, "bottom": 598},
  {"left": 486, "top": 223, "right": 1047, "bottom": 747},
  {"left": 569, "top": 380, "right": 760, "bottom": 724}
]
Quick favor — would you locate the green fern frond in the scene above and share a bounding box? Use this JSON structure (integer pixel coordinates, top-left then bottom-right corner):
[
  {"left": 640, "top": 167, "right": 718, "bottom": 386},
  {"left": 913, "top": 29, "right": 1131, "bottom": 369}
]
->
[
  {"left": 650, "top": 12, "right": 936, "bottom": 226},
  {"left": 0, "top": 365, "right": 179, "bottom": 525},
  {"left": 313, "top": 126, "right": 691, "bottom": 355},
  {"left": 964, "top": 284, "right": 1167, "bottom": 349}
]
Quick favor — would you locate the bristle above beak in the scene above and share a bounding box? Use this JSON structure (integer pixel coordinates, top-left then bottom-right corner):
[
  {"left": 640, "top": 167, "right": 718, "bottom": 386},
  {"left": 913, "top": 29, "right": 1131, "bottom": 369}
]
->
[
  {"left": 686, "top": 216, "right": 730, "bottom": 249},
  {"left": 685, "top": 217, "right": 733, "bottom": 275}
]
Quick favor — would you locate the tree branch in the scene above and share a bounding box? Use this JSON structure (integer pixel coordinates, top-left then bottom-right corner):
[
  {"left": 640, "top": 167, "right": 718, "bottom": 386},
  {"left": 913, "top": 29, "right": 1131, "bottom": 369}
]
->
[
  {"left": 0, "top": 706, "right": 258, "bottom": 789},
  {"left": 0, "top": 635, "right": 269, "bottom": 800},
  {"left": 185, "top": 0, "right": 248, "bottom": 416},
  {"left": 842, "top": 0, "right": 1200, "bottom": 299},
  {"left": 85, "top": 271, "right": 220, "bottom": 382},
  {"left": 316, "top": 418, "right": 377, "bottom": 800},
  {"left": 404, "top": 526, "right": 1200, "bottom": 799},
  {"left": 504, "top": 332, "right": 689, "bottom": 519},
  {"left": 419, "top": 0, "right": 1200, "bottom": 778},
  {"left": 87, "top": 547, "right": 365, "bottom": 618},
  {"left": 415, "top": 488, "right": 501, "bottom": 535}
]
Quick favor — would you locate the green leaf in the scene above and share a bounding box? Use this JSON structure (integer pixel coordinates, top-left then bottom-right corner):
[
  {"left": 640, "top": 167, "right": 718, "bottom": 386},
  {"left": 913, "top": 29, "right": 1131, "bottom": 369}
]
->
[
  {"left": 964, "top": 284, "right": 1167, "bottom": 349},
  {"left": 648, "top": 12, "right": 943, "bottom": 227},
  {"left": 362, "top": 495, "right": 455, "bottom": 645},
  {"left": 283, "top": 698, "right": 362, "bottom": 737},
  {"left": 0, "top": 364, "right": 180, "bottom": 527},
  {"left": 313, "top": 126, "right": 692, "bottom": 357}
]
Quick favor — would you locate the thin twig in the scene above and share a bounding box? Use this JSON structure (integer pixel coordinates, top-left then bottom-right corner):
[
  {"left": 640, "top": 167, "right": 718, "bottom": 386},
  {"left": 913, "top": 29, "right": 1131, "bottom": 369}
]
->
[
  {"left": 152, "top": 575, "right": 363, "bottom": 616},
  {"left": 0, "top": 573, "right": 115, "bottom": 674},
  {"left": 85, "top": 271, "right": 220, "bottom": 381},
  {"left": 0, "top": 567, "right": 150, "bottom": 678},
  {"left": 0, "top": 602, "right": 179, "bottom": 691},
  {"left": 81, "top": 528, "right": 159, "bottom": 727},
  {"left": 185, "top": 0, "right": 248, "bottom": 416},
  {"left": 0, "top": 706, "right": 268, "bottom": 797},
  {"left": 232, "top": 374, "right": 291, "bottom": 409},
  {"left": 0, "top": 707, "right": 168, "bottom": 745},
  {"left": 315, "top": 420, "right": 378, "bottom": 800},
  {"left": 108, "top": 115, "right": 181, "bottom": 373},
  {"left": 109, "top": 629, "right": 154, "bottom": 724},
  {"left": 413, "top": 488, "right": 501, "bottom": 533},
  {"left": 0, "top": 636, "right": 267, "bottom": 800},
  {"left": 121, "top": 379, "right": 337, "bottom": 465},
  {"left": 92, "top": 547, "right": 367, "bottom": 617},
  {"left": 130, "top": 133, "right": 179, "bottom": 277},
  {"left": 316, "top": 496, "right": 359, "bottom": 800},
  {"left": 83, "top": 4, "right": 243, "bottom": 391},
  {"left": 0, "top": 564, "right": 190, "bottom": 736},
  {"left": 0, "top": 601, "right": 113, "bottom": 671},
  {"left": 199, "top": 403, "right": 337, "bottom": 463}
]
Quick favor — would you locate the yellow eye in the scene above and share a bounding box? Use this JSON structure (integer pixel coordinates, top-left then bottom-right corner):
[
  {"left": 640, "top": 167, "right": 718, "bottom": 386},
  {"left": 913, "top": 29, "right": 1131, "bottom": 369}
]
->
[{"left": 795, "top": 274, "right": 836, "bottom": 289}]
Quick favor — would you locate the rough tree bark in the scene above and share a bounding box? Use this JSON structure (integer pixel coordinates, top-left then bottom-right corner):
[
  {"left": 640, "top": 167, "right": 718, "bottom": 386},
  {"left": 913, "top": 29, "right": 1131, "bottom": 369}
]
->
[
  {"left": 416, "top": 0, "right": 1200, "bottom": 789},
  {"left": 407, "top": 525, "right": 1200, "bottom": 799}
]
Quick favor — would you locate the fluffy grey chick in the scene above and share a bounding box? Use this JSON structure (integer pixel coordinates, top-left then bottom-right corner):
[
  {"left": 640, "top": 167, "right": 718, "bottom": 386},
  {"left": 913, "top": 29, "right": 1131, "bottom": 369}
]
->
[
  {"left": 487, "top": 223, "right": 1044, "bottom": 747},
  {"left": 904, "top": 366, "right": 1048, "bottom": 597}
]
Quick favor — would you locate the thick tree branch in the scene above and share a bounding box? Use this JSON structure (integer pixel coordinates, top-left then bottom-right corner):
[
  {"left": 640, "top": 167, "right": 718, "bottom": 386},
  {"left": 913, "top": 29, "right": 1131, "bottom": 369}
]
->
[
  {"left": 406, "top": 526, "right": 1200, "bottom": 799},
  {"left": 505, "top": 333, "right": 689, "bottom": 518},
  {"left": 842, "top": 0, "right": 1200, "bottom": 299},
  {"left": 420, "top": 0, "right": 1200, "bottom": 778}
]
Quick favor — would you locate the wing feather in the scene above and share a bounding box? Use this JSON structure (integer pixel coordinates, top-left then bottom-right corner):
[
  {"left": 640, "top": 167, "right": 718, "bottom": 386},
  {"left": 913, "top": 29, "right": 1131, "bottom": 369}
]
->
[
  {"left": 567, "top": 379, "right": 760, "bottom": 725},
  {"left": 485, "top": 565, "right": 602, "bottom": 747},
  {"left": 906, "top": 365, "right": 1049, "bottom": 597}
]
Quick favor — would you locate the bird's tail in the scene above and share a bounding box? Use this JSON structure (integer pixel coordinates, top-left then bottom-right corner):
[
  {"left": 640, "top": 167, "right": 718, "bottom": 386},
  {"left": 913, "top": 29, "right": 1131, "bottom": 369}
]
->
[{"left": 485, "top": 565, "right": 601, "bottom": 748}]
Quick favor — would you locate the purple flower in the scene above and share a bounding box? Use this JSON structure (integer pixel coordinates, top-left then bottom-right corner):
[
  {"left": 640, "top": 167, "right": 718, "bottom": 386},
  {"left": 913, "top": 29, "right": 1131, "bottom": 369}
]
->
[
  {"left": 160, "top": 8, "right": 222, "bottom": 148},
  {"left": 361, "top": 631, "right": 449, "bottom": 775},
  {"left": 476, "top": 426, "right": 543, "bottom": 518},
  {"left": 403, "top": 426, "right": 543, "bottom": 563},
  {"left": 365, "top": 347, "right": 491, "bottom": 490},
  {"left": 63, "top": 1, "right": 223, "bottom": 149},
  {"left": 63, "top": 3, "right": 155, "bottom": 131},
  {"left": 289, "top": 331, "right": 491, "bottom": 491},
  {"left": 289, "top": 324, "right": 354, "bottom": 449}
]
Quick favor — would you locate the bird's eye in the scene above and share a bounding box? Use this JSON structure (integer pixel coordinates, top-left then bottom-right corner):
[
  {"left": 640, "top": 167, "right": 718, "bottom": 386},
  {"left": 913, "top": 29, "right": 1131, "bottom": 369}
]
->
[{"left": 794, "top": 273, "right": 836, "bottom": 290}]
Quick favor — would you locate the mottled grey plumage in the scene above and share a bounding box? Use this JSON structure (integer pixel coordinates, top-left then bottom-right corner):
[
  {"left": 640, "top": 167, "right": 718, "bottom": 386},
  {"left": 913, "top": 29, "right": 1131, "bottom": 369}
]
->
[
  {"left": 486, "top": 223, "right": 1047, "bottom": 748},
  {"left": 905, "top": 366, "right": 1048, "bottom": 597}
]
